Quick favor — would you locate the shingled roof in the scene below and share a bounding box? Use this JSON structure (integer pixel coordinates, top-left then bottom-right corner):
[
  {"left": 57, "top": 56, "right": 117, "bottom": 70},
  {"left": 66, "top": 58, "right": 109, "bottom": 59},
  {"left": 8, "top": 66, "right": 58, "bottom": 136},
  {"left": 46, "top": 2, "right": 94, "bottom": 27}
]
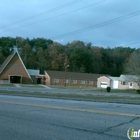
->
[
  {"left": 0, "top": 53, "right": 15, "bottom": 74},
  {"left": 45, "top": 70, "right": 109, "bottom": 80}
]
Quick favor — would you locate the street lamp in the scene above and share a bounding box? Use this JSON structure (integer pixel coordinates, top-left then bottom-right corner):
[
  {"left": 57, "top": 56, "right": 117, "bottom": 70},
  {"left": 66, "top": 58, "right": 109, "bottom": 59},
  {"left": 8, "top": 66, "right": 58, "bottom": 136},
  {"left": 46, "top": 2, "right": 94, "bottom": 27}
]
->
[{"left": 64, "top": 61, "right": 69, "bottom": 87}]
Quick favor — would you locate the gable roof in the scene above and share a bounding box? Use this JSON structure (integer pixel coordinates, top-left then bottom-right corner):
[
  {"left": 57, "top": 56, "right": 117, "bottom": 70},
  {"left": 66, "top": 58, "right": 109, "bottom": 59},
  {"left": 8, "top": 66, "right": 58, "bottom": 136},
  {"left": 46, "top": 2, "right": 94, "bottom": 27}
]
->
[
  {"left": 45, "top": 70, "right": 109, "bottom": 81},
  {"left": 0, "top": 53, "right": 15, "bottom": 73},
  {"left": 98, "top": 76, "right": 111, "bottom": 80},
  {"left": 103, "top": 75, "right": 138, "bottom": 82},
  {"left": 0, "top": 50, "right": 32, "bottom": 82},
  {"left": 120, "top": 74, "right": 138, "bottom": 82},
  {"left": 108, "top": 76, "right": 122, "bottom": 81}
]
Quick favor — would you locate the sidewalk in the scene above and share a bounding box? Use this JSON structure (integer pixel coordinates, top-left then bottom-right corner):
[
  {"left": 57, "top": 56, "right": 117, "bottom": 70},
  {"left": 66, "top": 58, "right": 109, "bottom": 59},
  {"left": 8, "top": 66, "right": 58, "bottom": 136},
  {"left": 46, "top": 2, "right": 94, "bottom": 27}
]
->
[
  {"left": 41, "top": 85, "right": 51, "bottom": 89},
  {"left": 14, "top": 84, "right": 21, "bottom": 88}
]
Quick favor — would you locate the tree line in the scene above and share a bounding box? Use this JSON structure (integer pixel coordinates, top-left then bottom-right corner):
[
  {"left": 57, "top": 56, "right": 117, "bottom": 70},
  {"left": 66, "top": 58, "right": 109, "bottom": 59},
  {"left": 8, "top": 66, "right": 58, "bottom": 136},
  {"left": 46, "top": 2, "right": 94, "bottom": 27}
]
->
[{"left": 0, "top": 37, "right": 139, "bottom": 76}]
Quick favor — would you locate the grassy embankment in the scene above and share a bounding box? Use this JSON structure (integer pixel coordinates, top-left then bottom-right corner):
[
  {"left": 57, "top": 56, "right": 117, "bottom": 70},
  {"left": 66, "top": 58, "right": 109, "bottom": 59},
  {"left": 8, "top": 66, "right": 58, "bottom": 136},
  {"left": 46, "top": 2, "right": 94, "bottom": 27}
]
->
[{"left": 0, "top": 84, "right": 139, "bottom": 104}]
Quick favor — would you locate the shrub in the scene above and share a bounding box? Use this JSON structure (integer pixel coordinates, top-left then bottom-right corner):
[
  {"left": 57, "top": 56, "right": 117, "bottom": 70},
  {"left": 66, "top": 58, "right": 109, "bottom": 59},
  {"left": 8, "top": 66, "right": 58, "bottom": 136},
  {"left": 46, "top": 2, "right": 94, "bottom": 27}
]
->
[
  {"left": 136, "top": 89, "right": 140, "bottom": 94},
  {"left": 106, "top": 87, "right": 111, "bottom": 92}
]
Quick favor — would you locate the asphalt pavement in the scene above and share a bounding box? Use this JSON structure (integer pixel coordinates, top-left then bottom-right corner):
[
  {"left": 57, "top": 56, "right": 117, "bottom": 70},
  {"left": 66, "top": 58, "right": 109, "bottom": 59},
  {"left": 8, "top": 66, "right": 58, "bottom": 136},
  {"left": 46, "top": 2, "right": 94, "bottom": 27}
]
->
[{"left": 0, "top": 95, "right": 140, "bottom": 140}]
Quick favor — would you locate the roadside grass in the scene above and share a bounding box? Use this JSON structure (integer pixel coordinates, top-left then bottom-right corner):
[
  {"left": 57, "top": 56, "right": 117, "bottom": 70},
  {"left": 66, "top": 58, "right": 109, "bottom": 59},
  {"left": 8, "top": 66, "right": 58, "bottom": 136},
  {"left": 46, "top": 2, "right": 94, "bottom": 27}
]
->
[
  {"left": 19, "top": 84, "right": 45, "bottom": 88},
  {"left": 111, "top": 89, "right": 137, "bottom": 94},
  {"left": 0, "top": 83, "right": 138, "bottom": 96},
  {"left": 93, "top": 88, "right": 138, "bottom": 94},
  {"left": 0, "top": 84, "right": 45, "bottom": 88},
  {"left": 0, "top": 84, "right": 138, "bottom": 95},
  {"left": 48, "top": 85, "right": 138, "bottom": 94},
  {"left": 0, "top": 90, "right": 139, "bottom": 104},
  {"left": 48, "top": 85, "right": 84, "bottom": 89},
  {"left": 0, "top": 84, "right": 15, "bottom": 87}
]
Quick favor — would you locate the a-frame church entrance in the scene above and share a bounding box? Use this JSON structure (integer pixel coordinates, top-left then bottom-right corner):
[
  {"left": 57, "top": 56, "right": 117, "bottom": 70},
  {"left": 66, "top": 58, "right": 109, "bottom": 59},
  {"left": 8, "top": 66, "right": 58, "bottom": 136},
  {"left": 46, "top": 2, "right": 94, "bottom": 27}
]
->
[
  {"left": 0, "top": 48, "right": 33, "bottom": 84},
  {"left": 10, "top": 75, "right": 22, "bottom": 83}
]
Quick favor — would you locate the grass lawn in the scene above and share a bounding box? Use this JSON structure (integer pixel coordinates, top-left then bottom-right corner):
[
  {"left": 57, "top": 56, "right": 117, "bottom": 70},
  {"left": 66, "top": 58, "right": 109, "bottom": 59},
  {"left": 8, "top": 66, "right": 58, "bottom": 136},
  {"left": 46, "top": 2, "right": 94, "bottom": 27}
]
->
[
  {"left": 19, "top": 84, "right": 45, "bottom": 88},
  {"left": 0, "top": 84, "right": 138, "bottom": 95},
  {"left": 48, "top": 85, "right": 84, "bottom": 89},
  {"left": 89, "top": 88, "right": 138, "bottom": 94},
  {"left": 0, "top": 84, "right": 15, "bottom": 87},
  {"left": 0, "top": 90, "right": 139, "bottom": 104},
  {"left": 49, "top": 85, "right": 138, "bottom": 94}
]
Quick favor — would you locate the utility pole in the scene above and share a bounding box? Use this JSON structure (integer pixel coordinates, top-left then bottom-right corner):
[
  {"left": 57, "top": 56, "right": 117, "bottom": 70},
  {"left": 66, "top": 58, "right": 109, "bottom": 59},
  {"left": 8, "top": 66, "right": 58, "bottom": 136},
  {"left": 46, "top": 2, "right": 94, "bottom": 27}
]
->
[{"left": 64, "top": 59, "right": 69, "bottom": 87}]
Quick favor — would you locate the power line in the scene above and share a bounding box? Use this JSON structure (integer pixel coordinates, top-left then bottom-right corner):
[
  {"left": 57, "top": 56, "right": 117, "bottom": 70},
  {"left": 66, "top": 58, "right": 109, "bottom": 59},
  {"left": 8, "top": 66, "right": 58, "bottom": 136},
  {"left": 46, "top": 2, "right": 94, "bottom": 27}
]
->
[
  {"left": 1, "top": 0, "right": 106, "bottom": 33},
  {"left": 124, "top": 41, "right": 140, "bottom": 46},
  {"left": 0, "top": 0, "right": 82, "bottom": 29},
  {"left": 50, "top": 10, "right": 140, "bottom": 39},
  {"left": 2, "top": 0, "right": 140, "bottom": 42}
]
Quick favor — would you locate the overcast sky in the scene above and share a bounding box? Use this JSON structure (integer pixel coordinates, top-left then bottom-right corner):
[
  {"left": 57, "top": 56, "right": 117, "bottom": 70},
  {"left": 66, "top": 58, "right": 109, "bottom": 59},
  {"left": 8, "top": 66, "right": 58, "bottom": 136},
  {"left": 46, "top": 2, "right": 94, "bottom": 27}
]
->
[{"left": 0, "top": 0, "right": 140, "bottom": 48}]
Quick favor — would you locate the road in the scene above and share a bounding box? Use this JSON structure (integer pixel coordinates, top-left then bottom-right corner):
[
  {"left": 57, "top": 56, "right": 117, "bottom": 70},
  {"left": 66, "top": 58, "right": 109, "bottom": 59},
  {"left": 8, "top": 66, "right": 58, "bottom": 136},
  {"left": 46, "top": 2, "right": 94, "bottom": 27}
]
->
[{"left": 0, "top": 95, "right": 140, "bottom": 140}]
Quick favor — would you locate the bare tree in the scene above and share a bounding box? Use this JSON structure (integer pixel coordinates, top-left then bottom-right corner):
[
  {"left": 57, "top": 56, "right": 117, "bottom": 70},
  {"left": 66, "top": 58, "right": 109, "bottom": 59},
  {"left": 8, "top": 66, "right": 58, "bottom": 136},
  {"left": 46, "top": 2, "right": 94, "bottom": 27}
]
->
[{"left": 124, "top": 50, "right": 140, "bottom": 87}]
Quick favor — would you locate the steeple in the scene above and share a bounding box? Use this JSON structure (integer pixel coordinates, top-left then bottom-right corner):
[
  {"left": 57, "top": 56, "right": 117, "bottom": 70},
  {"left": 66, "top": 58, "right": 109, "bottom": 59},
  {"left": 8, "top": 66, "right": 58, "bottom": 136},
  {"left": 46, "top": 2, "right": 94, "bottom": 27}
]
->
[
  {"left": 13, "top": 46, "right": 18, "bottom": 53},
  {"left": 13, "top": 37, "right": 18, "bottom": 53}
]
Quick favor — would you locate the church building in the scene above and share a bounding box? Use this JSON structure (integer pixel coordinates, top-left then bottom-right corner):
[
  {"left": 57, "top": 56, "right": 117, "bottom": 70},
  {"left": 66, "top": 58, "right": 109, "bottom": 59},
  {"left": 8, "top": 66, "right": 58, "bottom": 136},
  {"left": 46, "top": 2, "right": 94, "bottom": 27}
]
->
[{"left": 0, "top": 48, "right": 43, "bottom": 84}]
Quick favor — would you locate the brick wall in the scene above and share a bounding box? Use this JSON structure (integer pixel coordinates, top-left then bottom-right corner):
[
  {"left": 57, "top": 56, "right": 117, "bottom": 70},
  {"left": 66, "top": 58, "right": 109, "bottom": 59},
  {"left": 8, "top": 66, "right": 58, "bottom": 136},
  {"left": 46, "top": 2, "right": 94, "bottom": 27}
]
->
[{"left": 0, "top": 53, "right": 32, "bottom": 84}]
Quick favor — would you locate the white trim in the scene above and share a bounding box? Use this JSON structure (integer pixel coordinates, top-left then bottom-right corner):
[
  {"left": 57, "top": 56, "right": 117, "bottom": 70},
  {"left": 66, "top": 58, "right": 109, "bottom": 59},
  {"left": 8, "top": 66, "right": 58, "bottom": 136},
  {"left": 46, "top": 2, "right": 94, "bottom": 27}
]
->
[
  {"left": 88, "top": 81, "right": 93, "bottom": 85},
  {"left": 80, "top": 80, "right": 85, "bottom": 84},
  {"left": 63, "top": 79, "right": 69, "bottom": 83},
  {"left": 72, "top": 80, "right": 77, "bottom": 84},
  {"left": 9, "top": 74, "right": 23, "bottom": 77},
  {"left": 129, "top": 82, "right": 133, "bottom": 88},
  {"left": 100, "top": 82, "right": 107, "bottom": 88},
  {"left": 53, "top": 79, "right": 59, "bottom": 83},
  {"left": 113, "top": 80, "right": 118, "bottom": 89}
]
